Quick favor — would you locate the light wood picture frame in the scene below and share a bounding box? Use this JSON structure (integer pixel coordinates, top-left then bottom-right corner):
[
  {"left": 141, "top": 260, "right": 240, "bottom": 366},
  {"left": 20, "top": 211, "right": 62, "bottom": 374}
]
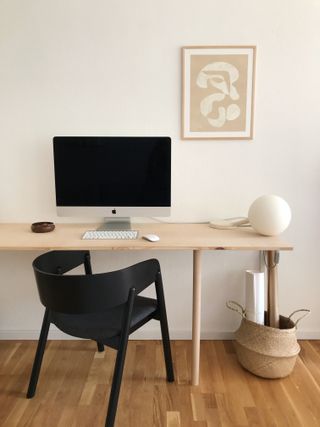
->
[{"left": 182, "top": 46, "right": 256, "bottom": 140}]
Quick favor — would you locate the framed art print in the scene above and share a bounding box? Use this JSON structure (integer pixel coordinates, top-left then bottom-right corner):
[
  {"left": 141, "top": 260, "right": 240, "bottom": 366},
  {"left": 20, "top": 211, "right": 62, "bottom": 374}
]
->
[{"left": 182, "top": 46, "right": 256, "bottom": 140}]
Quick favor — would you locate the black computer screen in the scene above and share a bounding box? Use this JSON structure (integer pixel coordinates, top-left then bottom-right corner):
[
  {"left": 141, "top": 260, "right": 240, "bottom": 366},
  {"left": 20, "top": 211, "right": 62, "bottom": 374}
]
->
[{"left": 53, "top": 136, "right": 171, "bottom": 207}]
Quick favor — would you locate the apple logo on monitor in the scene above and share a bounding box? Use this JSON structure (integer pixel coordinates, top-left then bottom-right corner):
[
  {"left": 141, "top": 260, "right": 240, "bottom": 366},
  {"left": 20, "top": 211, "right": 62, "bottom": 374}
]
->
[{"left": 112, "top": 209, "right": 116, "bottom": 214}]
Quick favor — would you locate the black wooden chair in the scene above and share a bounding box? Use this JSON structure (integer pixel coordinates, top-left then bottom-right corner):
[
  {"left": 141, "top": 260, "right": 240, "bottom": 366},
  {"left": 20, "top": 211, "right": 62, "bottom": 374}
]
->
[{"left": 27, "top": 250, "right": 174, "bottom": 427}]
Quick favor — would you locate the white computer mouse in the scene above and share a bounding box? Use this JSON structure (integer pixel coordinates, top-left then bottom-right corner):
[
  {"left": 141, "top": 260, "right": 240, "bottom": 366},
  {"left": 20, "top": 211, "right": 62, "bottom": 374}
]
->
[{"left": 142, "top": 234, "right": 160, "bottom": 242}]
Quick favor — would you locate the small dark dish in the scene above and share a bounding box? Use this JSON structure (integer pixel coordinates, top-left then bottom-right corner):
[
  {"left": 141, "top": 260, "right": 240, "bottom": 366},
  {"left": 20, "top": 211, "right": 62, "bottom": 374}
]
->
[{"left": 31, "top": 222, "right": 55, "bottom": 233}]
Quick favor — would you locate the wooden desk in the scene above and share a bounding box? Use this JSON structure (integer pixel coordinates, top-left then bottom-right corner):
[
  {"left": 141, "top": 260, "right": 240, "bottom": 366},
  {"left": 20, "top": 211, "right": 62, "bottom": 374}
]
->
[{"left": 0, "top": 223, "right": 293, "bottom": 385}]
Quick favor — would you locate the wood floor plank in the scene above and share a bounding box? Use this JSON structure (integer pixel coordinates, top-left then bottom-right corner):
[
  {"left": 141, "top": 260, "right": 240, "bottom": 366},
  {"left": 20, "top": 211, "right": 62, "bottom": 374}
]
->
[
  {"left": 260, "top": 378, "right": 301, "bottom": 426},
  {"left": 199, "top": 341, "right": 225, "bottom": 394},
  {"left": 1, "top": 340, "right": 320, "bottom": 426},
  {"left": 174, "top": 340, "right": 190, "bottom": 385},
  {"left": 282, "top": 357, "right": 320, "bottom": 425},
  {"left": 166, "top": 411, "right": 181, "bottom": 427},
  {"left": 214, "top": 340, "right": 253, "bottom": 425},
  {"left": 1, "top": 343, "right": 22, "bottom": 370},
  {"left": 299, "top": 340, "right": 320, "bottom": 389}
]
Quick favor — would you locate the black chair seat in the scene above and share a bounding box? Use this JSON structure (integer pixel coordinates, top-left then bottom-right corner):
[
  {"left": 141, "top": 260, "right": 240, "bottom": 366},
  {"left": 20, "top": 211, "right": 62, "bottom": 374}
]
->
[{"left": 51, "top": 296, "right": 158, "bottom": 343}]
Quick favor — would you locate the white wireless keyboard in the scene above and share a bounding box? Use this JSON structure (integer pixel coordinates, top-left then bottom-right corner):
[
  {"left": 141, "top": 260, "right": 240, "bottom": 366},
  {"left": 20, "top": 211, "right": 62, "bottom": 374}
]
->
[{"left": 82, "top": 230, "right": 139, "bottom": 240}]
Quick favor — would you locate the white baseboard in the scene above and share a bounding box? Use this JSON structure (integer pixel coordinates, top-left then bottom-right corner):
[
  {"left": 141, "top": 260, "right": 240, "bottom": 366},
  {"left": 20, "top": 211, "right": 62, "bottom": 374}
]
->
[
  {"left": 0, "top": 329, "right": 234, "bottom": 340},
  {"left": 0, "top": 329, "right": 319, "bottom": 340},
  {"left": 296, "top": 331, "right": 320, "bottom": 340}
]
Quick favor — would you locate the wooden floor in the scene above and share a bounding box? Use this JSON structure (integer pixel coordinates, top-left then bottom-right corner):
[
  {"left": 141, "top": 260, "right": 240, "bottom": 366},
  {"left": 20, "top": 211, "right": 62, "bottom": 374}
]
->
[{"left": 1, "top": 340, "right": 320, "bottom": 426}]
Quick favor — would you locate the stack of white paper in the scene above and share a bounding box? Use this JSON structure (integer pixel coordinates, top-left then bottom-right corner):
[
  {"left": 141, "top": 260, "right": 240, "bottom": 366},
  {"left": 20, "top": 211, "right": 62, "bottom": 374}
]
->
[{"left": 245, "top": 270, "right": 265, "bottom": 325}]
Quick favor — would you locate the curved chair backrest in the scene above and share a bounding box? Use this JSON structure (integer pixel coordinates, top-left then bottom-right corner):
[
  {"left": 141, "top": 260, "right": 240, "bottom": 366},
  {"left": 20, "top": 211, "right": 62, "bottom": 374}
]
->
[{"left": 33, "top": 251, "right": 160, "bottom": 314}]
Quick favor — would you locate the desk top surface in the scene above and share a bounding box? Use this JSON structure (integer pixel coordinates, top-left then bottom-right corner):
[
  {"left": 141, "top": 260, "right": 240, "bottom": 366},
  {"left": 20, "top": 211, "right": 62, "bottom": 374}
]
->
[{"left": 0, "top": 223, "right": 293, "bottom": 251}]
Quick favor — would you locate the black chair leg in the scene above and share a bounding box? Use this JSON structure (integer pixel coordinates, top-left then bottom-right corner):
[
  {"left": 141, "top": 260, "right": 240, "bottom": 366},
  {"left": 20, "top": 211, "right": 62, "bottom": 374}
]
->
[
  {"left": 156, "top": 272, "right": 174, "bottom": 382},
  {"left": 159, "top": 313, "right": 174, "bottom": 382},
  {"left": 105, "top": 288, "right": 135, "bottom": 427},
  {"left": 27, "top": 308, "right": 51, "bottom": 398},
  {"left": 105, "top": 337, "right": 129, "bottom": 427},
  {"left": 84, "top": 254, "right": 105, "bottom": 354},
  {"left": 97, "top": 342, "right": 105, "bottom": 352}
]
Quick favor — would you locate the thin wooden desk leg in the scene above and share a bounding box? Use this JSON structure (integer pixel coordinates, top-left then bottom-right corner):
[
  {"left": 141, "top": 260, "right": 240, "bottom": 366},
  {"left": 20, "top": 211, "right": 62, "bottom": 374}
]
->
[
  {"left": 267, "top": 250, "right": 279, "bottom": 328},
  {"left": 192, "top": 249, "right": 202, "bottom": 386}
]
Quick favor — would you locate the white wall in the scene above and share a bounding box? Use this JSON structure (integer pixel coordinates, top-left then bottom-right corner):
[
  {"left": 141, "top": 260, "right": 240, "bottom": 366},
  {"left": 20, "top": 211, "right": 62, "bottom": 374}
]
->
[{"left": 0, "top": 0, "right": 319, "bottom": 339}]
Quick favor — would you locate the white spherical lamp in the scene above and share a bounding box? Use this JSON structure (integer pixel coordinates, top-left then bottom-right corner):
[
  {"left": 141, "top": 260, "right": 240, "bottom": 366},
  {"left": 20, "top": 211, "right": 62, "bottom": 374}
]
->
[{"left": 248, "top": 195, "right": 291, "bottom": 236}]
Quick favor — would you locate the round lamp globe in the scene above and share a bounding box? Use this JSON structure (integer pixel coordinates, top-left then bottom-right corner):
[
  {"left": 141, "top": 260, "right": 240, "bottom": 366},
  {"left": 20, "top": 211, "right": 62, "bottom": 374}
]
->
[{"left": 248, "top": 195, "right": 291, "bottom": 236}]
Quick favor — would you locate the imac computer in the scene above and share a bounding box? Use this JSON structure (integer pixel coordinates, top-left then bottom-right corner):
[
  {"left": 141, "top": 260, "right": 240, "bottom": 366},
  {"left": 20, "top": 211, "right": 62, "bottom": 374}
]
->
[{"left": 53, "top": 136, "right": 171, "bottom": 232}]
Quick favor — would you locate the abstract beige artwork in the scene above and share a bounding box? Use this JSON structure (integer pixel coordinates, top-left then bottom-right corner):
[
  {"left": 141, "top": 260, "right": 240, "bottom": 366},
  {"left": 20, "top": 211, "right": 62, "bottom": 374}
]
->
[{"left": 182, "top": 46, "right": 256, "bottom": 140}]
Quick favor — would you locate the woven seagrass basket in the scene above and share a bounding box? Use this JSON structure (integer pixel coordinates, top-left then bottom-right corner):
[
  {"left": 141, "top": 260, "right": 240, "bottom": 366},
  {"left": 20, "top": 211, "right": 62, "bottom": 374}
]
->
[{"left": 227, "top": 301, "right": 310, "bottom": 379}]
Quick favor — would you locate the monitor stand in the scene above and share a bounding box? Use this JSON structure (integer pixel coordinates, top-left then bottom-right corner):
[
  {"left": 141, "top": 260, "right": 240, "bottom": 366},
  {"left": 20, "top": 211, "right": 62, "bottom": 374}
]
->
[{"left": 98, "top": 218, "right": 132, "bottom": 231}]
